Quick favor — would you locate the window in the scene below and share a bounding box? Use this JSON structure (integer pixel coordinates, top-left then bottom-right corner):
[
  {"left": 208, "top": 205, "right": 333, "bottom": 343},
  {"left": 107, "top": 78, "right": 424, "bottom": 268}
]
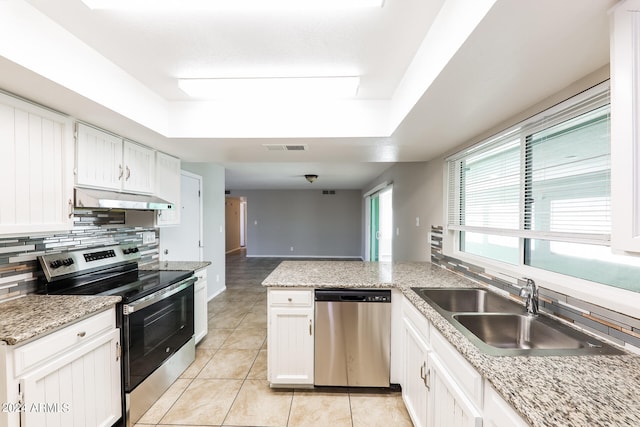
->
[{"left": 447, "top": 81, "right": 640, "bottom": 292}]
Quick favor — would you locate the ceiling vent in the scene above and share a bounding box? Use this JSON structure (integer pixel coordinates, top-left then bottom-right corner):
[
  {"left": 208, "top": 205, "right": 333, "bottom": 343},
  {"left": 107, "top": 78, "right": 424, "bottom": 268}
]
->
[{"left": 263, "top": 144, "right": 308, "bottom": 151}]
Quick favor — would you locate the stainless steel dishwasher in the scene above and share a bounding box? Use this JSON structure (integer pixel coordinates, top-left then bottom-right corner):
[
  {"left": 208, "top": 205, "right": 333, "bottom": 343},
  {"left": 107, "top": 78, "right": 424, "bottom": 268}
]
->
[{"left": 314, "top": 289, "right": 391, "bottom": 387}]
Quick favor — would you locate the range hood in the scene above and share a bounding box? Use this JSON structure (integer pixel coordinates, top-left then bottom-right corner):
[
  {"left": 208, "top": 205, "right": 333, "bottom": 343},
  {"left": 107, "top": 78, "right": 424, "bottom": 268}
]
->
[{"left": 74, "top": 188, "right": 174, "bottom": 210}]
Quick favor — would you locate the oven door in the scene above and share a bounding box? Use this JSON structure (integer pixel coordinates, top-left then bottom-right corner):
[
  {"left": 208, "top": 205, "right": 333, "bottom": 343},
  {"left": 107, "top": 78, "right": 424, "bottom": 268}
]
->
[{"left": 122, "top": 277, "right": 195, "bottom": 392}]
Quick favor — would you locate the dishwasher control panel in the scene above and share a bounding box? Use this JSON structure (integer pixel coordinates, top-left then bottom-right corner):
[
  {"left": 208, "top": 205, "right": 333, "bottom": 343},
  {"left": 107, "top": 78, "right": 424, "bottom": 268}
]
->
[{"left": 314, "top": 289, "right": 391, "bottom": 303}]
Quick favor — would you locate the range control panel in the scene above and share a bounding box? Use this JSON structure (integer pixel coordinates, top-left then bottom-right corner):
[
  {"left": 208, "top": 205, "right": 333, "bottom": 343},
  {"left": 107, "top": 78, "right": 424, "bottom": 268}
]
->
[{"left": 39, "top": 244, "right": 141, "bottom": 282}]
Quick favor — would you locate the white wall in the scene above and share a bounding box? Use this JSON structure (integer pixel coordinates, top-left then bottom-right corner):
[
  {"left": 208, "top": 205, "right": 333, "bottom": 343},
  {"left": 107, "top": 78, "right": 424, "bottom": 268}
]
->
[{"left": 182, "top": 162, "right": 226, "bottom": 299}]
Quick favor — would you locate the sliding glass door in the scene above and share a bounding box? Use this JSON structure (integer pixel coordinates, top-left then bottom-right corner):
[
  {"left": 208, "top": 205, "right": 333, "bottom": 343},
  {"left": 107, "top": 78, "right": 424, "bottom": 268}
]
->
[{"left": 368, "top": 186, "right": 392, "bottom": 262}]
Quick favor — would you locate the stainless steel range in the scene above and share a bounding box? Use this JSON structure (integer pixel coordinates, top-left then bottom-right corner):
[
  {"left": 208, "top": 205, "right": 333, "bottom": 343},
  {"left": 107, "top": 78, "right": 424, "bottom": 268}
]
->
[{"left": 38, "top": 244, "right": 196, "bottom": 427}]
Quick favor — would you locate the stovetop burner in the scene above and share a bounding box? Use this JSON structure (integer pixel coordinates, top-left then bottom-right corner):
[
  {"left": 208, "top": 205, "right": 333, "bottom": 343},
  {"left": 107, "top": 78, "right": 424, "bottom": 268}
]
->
[{"left": 37, "top": 245, "right": 192, "bottom": 303}]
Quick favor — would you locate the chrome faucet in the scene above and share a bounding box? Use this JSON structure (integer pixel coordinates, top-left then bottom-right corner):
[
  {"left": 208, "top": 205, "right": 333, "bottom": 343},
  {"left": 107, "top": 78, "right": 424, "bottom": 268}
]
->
[{"left": 519, "top": 278, "right": 539, "bottom": 315}]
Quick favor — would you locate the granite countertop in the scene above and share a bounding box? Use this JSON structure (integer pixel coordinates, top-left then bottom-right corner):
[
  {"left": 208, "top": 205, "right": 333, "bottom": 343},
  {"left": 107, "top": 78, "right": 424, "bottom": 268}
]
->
[
  {"left": 139, "top": 261, "right": 211, "bottom": 272},
  {"left": 263, "top": 261, "right": 640, "bottom": 427},
  {"left": 0, "top": 295, "right": 121, "bottom": 346}
]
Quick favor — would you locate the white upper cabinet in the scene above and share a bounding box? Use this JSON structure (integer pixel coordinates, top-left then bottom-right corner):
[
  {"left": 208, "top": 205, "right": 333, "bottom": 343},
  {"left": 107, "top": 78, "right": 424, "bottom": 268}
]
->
[
  {"left": 75, "top": 124, "right": 155, "bottom": 195},
  {"left": 611, "top": 0, "right": 640, "bottom": 253},
  {"left": 0, "top": 92, "right": 74, "bottom": 235},
  {"left": 155, "top": 151, "right": 181, "bottom": 226},
  {"left": 122, "top": 139, "right": 155, "bottom": 194},
  {"left": 75, "top": 123, "right": 122, "bottom": 191}
]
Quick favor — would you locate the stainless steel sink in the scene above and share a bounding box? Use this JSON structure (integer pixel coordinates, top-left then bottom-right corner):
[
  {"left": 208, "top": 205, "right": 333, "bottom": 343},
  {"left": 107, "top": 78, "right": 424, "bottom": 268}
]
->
[
  {"left": 411, "top": 287, "right": 624, "bottom": 356},
  {"left": 411, "top": 287, "right": 522, "bottom": 313},
  {"left": 451, "top": 313, "right": 625, "bottom": 355}
]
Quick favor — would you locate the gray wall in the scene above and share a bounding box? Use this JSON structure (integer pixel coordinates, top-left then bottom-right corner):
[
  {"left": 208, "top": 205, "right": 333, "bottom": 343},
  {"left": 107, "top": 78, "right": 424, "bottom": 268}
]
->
[
  {"left": 362, "top": 161, "right": 444, "bottom": 262},
  {"left": 229, "top": 189, "right": 362, "bottom": 258},
  {"left": 182, "top": 162, "right": 226, "bottom": 299}
]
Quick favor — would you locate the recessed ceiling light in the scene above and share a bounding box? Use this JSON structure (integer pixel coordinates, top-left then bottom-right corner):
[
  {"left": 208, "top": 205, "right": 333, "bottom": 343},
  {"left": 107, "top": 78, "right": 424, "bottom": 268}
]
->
[
  {"left": 81, "top": 0, "right": 384, "bottom": 10},
  {"left": 178, "top": 77, "right": 360, "bottom": 99}
]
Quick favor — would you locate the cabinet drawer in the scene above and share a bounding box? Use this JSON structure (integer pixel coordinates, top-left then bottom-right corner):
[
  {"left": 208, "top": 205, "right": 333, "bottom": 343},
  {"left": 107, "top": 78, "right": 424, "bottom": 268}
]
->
[
  {"left": 269, "top": 289, "right": 313, "bottom": 307},
  {"left": 430, "top": 325, "right": 483, "bottom": 409},
  {"left": 195, "top": 268, "right": 208, "bottom": 282},
  {"left": 13, "top": 308, "right": 115, "bottom": 377}
]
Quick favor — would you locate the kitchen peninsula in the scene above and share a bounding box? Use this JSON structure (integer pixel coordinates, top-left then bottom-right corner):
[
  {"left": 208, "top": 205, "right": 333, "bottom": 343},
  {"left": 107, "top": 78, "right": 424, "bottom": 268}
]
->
[{"left": 263, "top": 261, "right": 640, "bottom": 427}]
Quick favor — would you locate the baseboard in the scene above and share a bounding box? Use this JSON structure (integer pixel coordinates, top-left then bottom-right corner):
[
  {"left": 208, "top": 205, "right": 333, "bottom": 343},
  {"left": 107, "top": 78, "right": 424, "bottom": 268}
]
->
[
  {"left": 245, "top": 255, "right": 364, "bottom": 260},
  {"left": 208, "top": 286, "right": 226, "bottom": 301}
]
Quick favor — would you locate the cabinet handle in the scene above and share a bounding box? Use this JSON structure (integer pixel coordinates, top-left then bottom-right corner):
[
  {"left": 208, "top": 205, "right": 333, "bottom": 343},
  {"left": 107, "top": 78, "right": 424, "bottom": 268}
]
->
[
  {"left": 420, "top": 363, "right": 425, "bottom": 380},
  {"left": 118, "top": 164, "right": 124, "bottom": 180},
  {"left": 423, "top": 363, "right": 430, "bottom": 390},
  {"left": 68, "top": 199, "right": 73, "bottom": 218},
  {"left": 288, "top": 297, "right": 292, "bottom": 302},
  {"left": 309, "top": 319, "right": 312, "bottom": 336},
  {"left": 126, "top": 166, "right": 131, "bottom": 181},
  {"left": 77, "top": 331, "right": 86, "bottom": 338},
  {"left": 116, "top": 341, "right": 121, "bottom": 361}
]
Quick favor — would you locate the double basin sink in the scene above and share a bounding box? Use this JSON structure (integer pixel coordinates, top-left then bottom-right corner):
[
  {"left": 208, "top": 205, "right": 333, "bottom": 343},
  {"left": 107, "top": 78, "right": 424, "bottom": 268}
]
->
[{"left": 412, "top": 287, "right": 623, "bottom": 356}]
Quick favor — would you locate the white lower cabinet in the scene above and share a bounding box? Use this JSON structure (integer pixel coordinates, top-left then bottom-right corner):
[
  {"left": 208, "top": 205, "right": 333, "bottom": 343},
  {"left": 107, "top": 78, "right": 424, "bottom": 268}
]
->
[
  {"left": 267, "top": 288, "right": 314, "bottom": 386},
  {"left": 0, "top": 308, "right": 121, "bottom": 427},
  {"left": 194, "top": 269, "right": 208, "bottom": 344},
  {"left": 483, "top": 382, "right": 529, "bottom": 427},
  {"left": 400, "top": 295, "right": 535, "bottom": 427},
  {"left": 401, "top": 298, "right": 431, "bottom": 427},
  {"left": 401, "top": 296, "right": 483, "bottom": 427},
  {"left": 429, "top": 353, "right": 482, "bottom": 427}
]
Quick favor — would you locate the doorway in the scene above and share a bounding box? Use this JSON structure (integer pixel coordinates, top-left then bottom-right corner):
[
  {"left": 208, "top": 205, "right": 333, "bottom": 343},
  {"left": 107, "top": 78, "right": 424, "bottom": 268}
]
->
[
  {"left": 367, "top": 185, "right": 393, "bottom": 262},
  {"left": 225, "top": 196, "right": 247, "bottom": 254}
]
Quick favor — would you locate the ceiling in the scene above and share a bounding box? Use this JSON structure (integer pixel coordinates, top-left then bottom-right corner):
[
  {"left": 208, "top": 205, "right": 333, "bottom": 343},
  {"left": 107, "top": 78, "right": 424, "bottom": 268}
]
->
[{"left": 0, "top": 0, "right": 616, "bottom": 190}]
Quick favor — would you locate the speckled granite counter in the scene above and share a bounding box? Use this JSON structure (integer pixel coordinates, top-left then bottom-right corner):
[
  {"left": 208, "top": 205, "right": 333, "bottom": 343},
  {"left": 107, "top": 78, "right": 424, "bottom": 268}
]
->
[
  {"left": 139, "top": 261, "right": 211, "bottom": 272},
  {"left": 0, "top": 295, "right": 121, "bottom": 346},
  {"left": 263, "top": 261, "right": 640, "bottom": 427}
]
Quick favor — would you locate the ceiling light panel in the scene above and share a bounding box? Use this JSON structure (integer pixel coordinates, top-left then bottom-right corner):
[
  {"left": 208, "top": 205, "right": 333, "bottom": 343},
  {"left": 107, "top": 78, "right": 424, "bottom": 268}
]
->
[
  {"left": 81, "top": 0, "right": 384, "bottom": 11},
  {"left": 178, "top": 77, "right": 360, "bottom": 99}
]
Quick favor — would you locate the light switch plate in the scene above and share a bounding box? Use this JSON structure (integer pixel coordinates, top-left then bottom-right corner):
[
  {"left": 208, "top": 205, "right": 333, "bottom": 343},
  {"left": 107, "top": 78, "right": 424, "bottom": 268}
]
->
[{"left": 142, "top": 231, "right": 156, "bottom": 244}]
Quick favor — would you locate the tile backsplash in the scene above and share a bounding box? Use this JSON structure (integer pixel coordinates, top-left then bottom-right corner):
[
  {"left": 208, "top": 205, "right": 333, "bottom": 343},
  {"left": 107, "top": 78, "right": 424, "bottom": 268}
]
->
[
  {"left": 430, "top": 225, "right": 640, "bottom": 352},
  {"left": 0, "top": 210, "right": 159, "bottom": 303}
]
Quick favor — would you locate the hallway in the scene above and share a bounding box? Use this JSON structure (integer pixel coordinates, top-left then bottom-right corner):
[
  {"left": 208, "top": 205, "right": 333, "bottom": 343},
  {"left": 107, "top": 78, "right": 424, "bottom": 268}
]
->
[{"left": 134, "top": 251, "right": 411, "bottom": 427}]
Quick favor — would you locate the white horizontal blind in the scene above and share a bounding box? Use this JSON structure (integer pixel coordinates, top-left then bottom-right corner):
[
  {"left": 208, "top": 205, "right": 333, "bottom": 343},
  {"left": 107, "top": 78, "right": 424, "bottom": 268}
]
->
[
  {"left": 447, "top": 82, "right": 611, "bottom": 244},
  {"left": 447, "top": 131, "right": 521, "bottom": 233},
  {"left": 524, "top": 103, "right": 611, "bottom": 243}
]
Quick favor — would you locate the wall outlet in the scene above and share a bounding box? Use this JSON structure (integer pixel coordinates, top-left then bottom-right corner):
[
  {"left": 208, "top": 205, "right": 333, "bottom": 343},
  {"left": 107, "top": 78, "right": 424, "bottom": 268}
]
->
[
  {"left": 142, "top": 231, "right": 156, "bottom": 244},
  {"left": 290, "top": 246, "right": 294, "bottom": 252}
]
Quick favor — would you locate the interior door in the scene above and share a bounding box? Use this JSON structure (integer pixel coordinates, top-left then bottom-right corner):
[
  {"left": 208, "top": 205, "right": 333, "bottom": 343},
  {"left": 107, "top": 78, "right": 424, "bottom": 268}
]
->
[{"left": 159, "top": 171, "right": 202, "bottom": 261}]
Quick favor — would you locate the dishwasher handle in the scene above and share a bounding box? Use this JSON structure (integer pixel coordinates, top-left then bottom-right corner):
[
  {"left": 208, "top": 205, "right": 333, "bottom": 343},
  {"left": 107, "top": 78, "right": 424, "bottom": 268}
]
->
[{"left": 339, "top": 295, "right": 367, "bottom": 302}]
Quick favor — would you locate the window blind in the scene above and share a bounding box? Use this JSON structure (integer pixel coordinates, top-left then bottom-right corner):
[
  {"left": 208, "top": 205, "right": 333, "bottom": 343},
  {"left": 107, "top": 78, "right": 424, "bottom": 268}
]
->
[{"left": 446, "top": 82, "right": 610, "bottom": 245}]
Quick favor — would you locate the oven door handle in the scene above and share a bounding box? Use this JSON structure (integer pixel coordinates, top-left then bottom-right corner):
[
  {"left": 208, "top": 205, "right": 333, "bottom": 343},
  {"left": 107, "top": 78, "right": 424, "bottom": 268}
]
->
[{"left": 123, "top": 276, "right": 196, "bottom": 315}]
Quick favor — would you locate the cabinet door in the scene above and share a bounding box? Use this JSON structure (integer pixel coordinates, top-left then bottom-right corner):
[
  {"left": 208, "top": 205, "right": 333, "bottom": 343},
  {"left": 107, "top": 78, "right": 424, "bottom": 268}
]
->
[
  {"left": 20, "top": 329, "right": 121, "bottom": 427},
  {"left": 194, "top": 271, "right": 208, "bottom": 344},
  {"left": 75, "top": 123, "right": 123, "bottom": 191},
  {"left": 483, "top": 383, "right": 529, "bottom": 427},
  {"left": 0, "top": 94, "right": 73, "bottom": 234},
  {"left": 611, "top": 0, "right": 640, "bottom": 252},
  {"left": 122, "top": 140, "right": 155, "bottom": 194},
  {"left": 268, "top": 307, "right": 314, "bottom": 385},
  {"left": 156, "top": 152, "right": 181, "bottom": 226},
  {"left": 428, "top": 353, "right": 482, "bottom": 427},
  {"left": 402, "top": 317, "right": 430, "bottom": 427}
]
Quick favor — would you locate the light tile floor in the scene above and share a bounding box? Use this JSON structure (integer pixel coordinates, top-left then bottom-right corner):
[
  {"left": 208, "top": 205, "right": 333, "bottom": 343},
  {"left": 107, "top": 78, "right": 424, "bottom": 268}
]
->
[{"left": 134, "top": 251, "right": 413, "bottom": 427}]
